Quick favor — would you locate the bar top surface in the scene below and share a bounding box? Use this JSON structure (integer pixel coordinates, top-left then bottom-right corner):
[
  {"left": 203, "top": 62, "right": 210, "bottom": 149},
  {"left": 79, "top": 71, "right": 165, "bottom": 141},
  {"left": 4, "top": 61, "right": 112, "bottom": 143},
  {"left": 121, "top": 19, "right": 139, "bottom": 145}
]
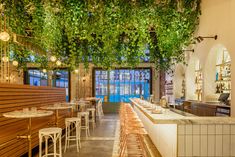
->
[{"left": 130, "top": 98, "right": 235, "bottom": 125}]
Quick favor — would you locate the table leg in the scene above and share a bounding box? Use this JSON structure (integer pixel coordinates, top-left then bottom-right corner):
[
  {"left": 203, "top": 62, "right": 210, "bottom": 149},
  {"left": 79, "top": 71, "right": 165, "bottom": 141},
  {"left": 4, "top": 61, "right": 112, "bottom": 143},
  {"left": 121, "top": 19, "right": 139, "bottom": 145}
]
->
[
  {"left": 28, "top": 118, "right": 32, "bottom": 157},
  {"left": 56, "top": 110, "right": 59, "bottom": 126},
  {"left": 94, "top": 101, "right": 97, "bottom": 122},
  {"left": 71, "top": 107, "right": 74, "bottom": 117},
  {"left": 16, "top": 118, "right": 32, "bottom": 157}
]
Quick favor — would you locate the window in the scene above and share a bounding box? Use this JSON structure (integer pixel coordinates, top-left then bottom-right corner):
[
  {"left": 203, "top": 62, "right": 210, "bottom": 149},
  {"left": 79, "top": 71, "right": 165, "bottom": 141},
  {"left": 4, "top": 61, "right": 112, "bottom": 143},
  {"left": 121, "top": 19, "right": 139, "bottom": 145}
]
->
[
  {"left": 94, "top": 68, "right": 151, "bottom": 102},
  {"left": 25, "top": 69, "right": 70, "bottom": 102},
  {"left": 28, "top": 69, "right": 48, "bottom": 86},
  {"left": 52, "top": 70, "right": 70, "bottom": 102}
]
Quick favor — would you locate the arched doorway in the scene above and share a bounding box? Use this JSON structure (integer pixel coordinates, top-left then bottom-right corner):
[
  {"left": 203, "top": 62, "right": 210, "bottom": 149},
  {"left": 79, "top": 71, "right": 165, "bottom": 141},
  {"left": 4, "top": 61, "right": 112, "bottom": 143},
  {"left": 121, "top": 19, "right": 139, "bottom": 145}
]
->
[{"left": 204, "top": 44, "right": 231, "bottom": 102}]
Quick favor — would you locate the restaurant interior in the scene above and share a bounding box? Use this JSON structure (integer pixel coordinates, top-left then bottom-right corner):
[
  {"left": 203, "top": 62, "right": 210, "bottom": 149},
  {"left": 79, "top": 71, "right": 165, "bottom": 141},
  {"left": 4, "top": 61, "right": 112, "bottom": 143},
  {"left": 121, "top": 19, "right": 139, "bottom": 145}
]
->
[{"left": 0, "top": 0, "right": 235, "bottom": 157}]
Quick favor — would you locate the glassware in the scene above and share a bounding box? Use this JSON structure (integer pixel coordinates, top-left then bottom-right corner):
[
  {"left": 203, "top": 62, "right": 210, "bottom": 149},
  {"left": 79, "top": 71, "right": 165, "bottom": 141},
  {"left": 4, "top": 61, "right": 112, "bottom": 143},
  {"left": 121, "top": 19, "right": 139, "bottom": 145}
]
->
[
  {"left": 31, "top": 107, "right": 37, "bottom": 113},
  {"left": 54, "top": 103, "right": 60, "bottom": 107},
  {"left": 23, "top": 108, "right": 29, "bottom": 113}
]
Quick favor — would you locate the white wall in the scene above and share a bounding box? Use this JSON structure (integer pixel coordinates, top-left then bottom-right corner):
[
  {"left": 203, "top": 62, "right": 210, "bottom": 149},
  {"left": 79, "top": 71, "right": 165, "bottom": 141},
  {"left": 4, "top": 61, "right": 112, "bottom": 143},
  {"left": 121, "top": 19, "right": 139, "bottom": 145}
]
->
[{"left": 183, "top": 0, "right": 235, "bottom": 116}]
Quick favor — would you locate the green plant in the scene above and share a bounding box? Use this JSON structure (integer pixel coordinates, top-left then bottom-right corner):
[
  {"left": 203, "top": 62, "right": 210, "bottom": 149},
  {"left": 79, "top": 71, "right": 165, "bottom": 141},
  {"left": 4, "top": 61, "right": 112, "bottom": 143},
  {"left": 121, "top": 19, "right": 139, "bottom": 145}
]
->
[{"left": 1, "top": 0, "right": 201, "bottom": 72}]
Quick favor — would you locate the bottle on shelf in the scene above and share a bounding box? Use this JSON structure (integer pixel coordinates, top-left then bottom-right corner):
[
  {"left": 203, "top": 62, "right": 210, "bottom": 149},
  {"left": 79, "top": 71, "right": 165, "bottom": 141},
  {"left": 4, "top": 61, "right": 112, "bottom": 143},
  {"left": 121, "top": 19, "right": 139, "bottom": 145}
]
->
[
  {"left": 219, "top": 72, "right": 223, "bottom": 81},
  {"left": 228, "top": 82, "right": 231, "bottom": 90},
  {"left": 195, "top": 76, "right": 198, "bottom": 83},
  {"left": 216, "top": 84, "right": 220, "bottom": 93},
  {"left": 216, "top": 72, "right": 218, "bottom": 81}
]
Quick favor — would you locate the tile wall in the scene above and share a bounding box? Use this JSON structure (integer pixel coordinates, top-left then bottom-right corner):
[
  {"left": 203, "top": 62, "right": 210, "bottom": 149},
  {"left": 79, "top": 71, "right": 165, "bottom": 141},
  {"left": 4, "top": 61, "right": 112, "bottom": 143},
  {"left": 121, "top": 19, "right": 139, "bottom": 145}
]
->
[{"left": 178, "top": 124, "right": 235, "bottom": 157}]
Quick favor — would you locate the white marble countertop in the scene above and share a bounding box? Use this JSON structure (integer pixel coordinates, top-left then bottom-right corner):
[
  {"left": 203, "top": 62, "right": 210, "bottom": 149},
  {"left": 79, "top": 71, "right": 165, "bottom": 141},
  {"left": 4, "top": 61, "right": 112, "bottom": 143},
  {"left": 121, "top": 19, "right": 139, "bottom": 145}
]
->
[
  {"left": 3, "top": 110, "right": 53, "bottom": 118},
  {"left": 84, "top": 97, "right": 100, "bottom": 101},
  {"left": 130, "top": 98, "right": 235, "bottom": 125},
  {"left": 41, "top": 104, "right": 73, "bottom": 110}
]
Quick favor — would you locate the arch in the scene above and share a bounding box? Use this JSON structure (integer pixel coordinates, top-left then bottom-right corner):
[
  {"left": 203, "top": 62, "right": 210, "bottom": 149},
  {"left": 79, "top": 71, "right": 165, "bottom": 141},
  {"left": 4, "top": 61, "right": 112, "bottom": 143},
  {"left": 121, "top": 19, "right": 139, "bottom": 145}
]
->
[
  {"left": 173, "top": 63, "right": 185, "bottom": 99},
  {"left": 204, "top": 44, "right": 231, "bottom": 101},
  {"left": 184, "top": 54, "right": 200, "bottom": 100}
]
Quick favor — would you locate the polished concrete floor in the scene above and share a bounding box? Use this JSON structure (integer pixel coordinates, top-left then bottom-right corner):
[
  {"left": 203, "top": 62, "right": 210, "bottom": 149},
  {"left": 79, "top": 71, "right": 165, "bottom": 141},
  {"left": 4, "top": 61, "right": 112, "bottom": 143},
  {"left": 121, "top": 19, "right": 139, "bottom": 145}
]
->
[{"left": 63, "top": 114, "right": 118, "bottom": 157}]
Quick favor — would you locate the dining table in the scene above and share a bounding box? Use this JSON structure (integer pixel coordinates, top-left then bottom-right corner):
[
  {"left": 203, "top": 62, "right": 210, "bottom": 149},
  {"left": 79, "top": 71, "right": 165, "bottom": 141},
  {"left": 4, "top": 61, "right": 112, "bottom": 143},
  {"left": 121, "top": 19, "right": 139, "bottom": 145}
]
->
[
  {"left": 83, "top": 97, "right": 101, "bottom": 121},
  {"left": 3, "top": 109, "right": 53, "bottom": 157},
  {"left": 41, "top": 104, "right": 73, "bottom": 126}
]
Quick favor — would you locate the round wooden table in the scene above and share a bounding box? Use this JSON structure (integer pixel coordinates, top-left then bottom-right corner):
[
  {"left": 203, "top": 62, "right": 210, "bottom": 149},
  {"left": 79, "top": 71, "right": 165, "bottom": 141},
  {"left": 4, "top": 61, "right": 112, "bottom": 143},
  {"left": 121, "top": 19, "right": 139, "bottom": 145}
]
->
[
  {"left": 41, "top": 104, "right": 73, "bottom": 126},
  {"left": 3, "top": 110, "right": 53, "bottom": 157}
]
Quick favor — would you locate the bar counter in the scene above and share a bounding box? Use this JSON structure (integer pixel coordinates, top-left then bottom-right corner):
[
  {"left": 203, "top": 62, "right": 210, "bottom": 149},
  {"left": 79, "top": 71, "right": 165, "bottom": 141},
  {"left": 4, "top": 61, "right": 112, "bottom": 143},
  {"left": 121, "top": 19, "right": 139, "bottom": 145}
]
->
[{"left": 130, "top": 98, "right": 235, "bottom": 157}]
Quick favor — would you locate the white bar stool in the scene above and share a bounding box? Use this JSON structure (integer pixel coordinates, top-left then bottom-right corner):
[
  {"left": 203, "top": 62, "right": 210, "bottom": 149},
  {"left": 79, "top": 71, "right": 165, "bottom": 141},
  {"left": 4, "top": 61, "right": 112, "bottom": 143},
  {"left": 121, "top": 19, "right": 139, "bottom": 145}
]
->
[
  {"left": 64, "top": 117, "right": 81, "bottom": 152},
  {"left": 39, "top": 127, "right": 62, "bottom": 157},
  {"left": 97, "top": 99, "right": 104, "bottom": 120},
  {"left": 87, "top": 108, "right": 96, "bottom": 130},
  {"left": 79, "top": 103, "right": 86, "bottom": 112},
  {"left": 77, "top": 112, "right": 90, "bottom": 138}
]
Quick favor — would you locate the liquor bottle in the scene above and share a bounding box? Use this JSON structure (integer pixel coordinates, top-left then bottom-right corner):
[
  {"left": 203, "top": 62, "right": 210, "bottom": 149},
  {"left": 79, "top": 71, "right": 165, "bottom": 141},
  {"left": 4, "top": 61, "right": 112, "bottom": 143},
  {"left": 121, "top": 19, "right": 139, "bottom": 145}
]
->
[
  {"left": 220, "top": 83, "right": 223, "bottom": 92},
  {"left": 219, "top": 72, "right": 223, "bottom": 81},
  {"left": 216, "top": 84, "right": 220, "bottom": 93},
  {"left": 228, "top": 82, "right": 231, "bottom": 90},
  {"left": 216, "top": 72, "right": 218, "bottom": 81}
]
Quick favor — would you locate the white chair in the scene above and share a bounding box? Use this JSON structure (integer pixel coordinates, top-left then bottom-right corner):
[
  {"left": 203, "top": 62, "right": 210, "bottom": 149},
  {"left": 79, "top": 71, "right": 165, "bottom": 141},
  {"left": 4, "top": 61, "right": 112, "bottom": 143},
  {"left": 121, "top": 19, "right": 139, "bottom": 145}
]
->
[
  {"left": 87, "top": 108, "right": 96, "bottom": 130},
  {"left": 148, "top": 95, "right": 153, "bottom": 103},
  {"left": 39, "top": 127, "right": 62, "bottom": 157},
  {"left": 96, "top": 99, "right": 104, "bottom": 119},
  {"left": 64, "top": 117, "right": 81, "bottom": 152},
  {"left": 78, "top": 102, "right": 87, "bottom": 112},
  {"left": 77, "top": 112, "right": 90, "bottom": 138}
]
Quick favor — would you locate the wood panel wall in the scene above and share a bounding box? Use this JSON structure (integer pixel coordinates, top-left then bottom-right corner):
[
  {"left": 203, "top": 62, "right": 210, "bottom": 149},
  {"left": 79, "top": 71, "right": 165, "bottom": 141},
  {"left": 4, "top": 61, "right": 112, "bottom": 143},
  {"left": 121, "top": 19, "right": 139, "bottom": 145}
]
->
[{"left": 0, "top": 84, "right": 68, "bottom": 157}]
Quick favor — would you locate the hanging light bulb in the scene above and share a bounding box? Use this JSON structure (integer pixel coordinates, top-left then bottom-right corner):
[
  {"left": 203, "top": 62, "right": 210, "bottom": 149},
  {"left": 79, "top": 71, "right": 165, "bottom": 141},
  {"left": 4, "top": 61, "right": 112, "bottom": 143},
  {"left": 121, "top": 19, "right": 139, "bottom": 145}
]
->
[
  {"left": 56, "top": 60, "right": 61, "bottom": 66},
  {"left": 50, "top": 56, "right": 57, "bottom": 62},
  {"left": 2, "top": 56, "right": 9, "bottom": 62},
  {"left": 74, "top": 69, "right": 79, "bottom": 74},
  {"left": 12, "top": 60, "right": 18, "bottom": 66},
  {"left": 0, "top": 31, "right": 10, "bottom": 42},
  {"left": 42, "top": 69, "right": 47, "bottom": 73}
]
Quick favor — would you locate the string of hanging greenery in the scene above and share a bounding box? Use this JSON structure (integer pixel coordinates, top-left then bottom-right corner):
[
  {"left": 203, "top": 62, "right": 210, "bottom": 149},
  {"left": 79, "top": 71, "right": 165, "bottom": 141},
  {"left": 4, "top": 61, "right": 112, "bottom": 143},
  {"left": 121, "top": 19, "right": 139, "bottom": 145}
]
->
[{"left": 1, "top": 0, "right": 201, "bottom": 71}]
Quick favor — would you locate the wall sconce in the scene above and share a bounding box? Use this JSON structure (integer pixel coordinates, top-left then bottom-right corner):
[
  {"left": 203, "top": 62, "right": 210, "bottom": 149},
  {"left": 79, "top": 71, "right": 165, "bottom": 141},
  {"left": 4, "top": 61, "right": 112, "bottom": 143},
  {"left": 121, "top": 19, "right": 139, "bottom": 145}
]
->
[
  {"left": 195, "top": 35, "right": 217, "bottom": 43},
  {"left": 182, "top": 49, "right": 194, "bottom": 53},
  {"left": 82, "top": 76, "right": 86, "bottom": 82},
  {"left": 74, "top": 69, "right": 79, "bottom": 74}
]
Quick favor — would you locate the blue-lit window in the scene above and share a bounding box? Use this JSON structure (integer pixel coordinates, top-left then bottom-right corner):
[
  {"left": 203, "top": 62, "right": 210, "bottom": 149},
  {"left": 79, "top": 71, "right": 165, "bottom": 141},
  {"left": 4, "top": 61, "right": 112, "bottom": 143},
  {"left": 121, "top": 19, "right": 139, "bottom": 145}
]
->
[
  {"left": 28, "top": 69, "right": 48, "bottom": 86},
  {"left": 26, "top": 69, "right": 70, "bottom": 102},
  {"left": 52, "top": 70, "right": 69, "bottom": 102},
  {"left": 95, "top": 69, "right": 151, "bottom": 102}
]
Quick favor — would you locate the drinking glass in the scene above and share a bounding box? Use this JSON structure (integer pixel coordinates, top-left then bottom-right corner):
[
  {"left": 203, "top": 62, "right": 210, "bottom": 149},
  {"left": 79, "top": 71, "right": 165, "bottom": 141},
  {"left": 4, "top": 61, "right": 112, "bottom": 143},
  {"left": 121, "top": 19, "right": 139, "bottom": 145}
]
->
[
  {"left": 23, "top": 108, "right": 29, "bottom": 113},
  {"left": 31, "top": 107, "right": 37, "bottom": 113}
]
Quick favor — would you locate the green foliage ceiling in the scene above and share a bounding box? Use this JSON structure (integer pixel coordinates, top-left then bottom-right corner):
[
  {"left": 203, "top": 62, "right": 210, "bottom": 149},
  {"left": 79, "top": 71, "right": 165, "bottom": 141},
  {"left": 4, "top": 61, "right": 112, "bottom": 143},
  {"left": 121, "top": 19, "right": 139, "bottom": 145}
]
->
[{"left": 1, "top": 0, "right": 201, "bottom": 71}]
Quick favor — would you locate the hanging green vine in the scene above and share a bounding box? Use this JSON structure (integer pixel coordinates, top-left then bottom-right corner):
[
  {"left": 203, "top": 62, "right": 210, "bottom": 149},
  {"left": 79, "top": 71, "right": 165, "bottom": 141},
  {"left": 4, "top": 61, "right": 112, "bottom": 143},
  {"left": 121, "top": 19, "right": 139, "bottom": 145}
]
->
[{"left": 1, "top": 0, "right": 201, "bottom": 72}]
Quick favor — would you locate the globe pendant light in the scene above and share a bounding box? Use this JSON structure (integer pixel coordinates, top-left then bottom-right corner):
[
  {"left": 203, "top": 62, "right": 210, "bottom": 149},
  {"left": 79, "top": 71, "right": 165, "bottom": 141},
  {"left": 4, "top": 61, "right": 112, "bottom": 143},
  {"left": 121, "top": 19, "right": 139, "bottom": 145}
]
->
[
  {"left": 42, "top": 69, "right": 47, "bottom": 73},
  {"left": 56, "top": 60, "right": 61, "bottom": 66},
  {"left": 0, "top": 31, "right": 10, "bottom": 41},
  {"left": 2, "top": 56, "right": 9, "bottom": 62},
  {"left": 0, "top": 15, "right": 10, "bottom": 42},
  {"left": 50, "top": 55, "right": 57, "bottom": 62},
  {"left": 12, "top": 60, "right": 18, "bottom": 66}
]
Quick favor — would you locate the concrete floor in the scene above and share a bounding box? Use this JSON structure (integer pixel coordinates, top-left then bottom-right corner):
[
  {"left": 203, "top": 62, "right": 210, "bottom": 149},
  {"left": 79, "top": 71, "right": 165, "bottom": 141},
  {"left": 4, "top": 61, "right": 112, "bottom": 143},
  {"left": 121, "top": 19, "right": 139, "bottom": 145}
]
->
[{"left": 63, "top": 113, "right": 118, "bottom": 157}]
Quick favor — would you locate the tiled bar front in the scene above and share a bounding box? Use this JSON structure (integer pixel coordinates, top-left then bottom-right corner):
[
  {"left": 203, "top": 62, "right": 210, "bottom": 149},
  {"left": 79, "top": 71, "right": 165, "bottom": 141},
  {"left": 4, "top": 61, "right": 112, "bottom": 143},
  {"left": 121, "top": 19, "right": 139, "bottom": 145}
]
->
[
  {"left": 133, "top": 102, "right": 178, "bottom": 157},
  {"left": 130, "top": 99, "right": 235, "bottom": 157},
  {"left": 178, "top": 124, "right": 235, "bottom": 157}
]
